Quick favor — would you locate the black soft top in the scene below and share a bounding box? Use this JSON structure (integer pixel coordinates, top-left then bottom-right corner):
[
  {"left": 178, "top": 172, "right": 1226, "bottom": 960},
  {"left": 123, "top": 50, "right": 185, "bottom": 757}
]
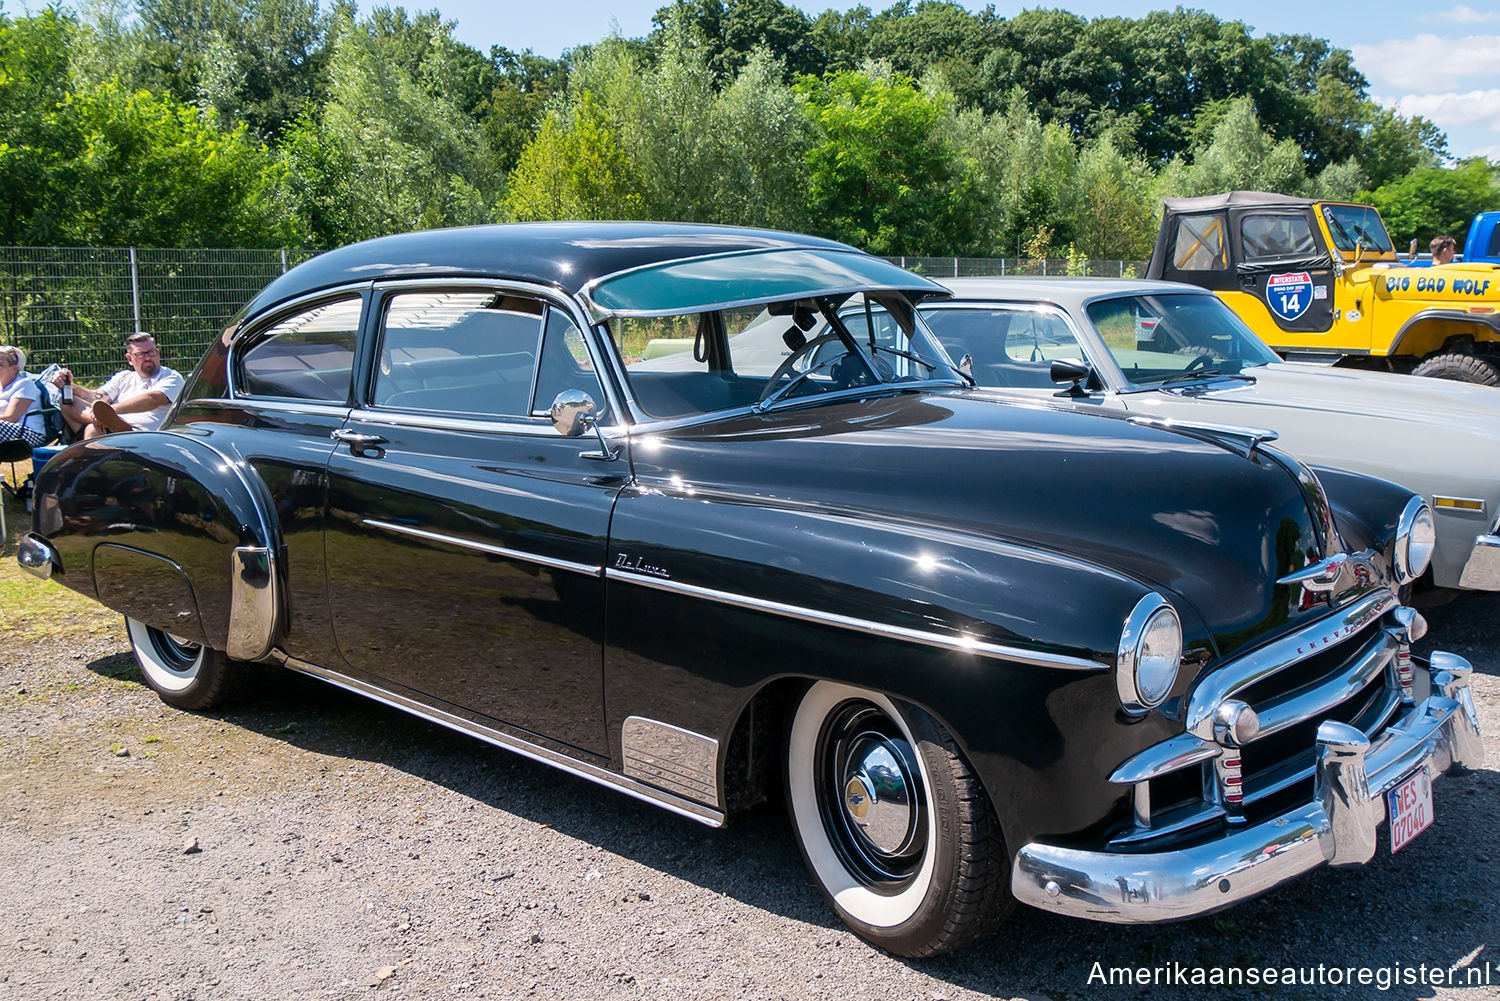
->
[
  {"left": 242, "top": 222, "right": 857, "bottom": 318},
  {"left": 1161, "top": 191, "right": 1316, "bottom": 213}
]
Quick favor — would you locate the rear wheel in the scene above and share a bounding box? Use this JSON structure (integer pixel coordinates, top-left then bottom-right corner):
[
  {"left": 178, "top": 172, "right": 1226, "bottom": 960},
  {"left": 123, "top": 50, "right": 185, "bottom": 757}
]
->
[
  {"left": 1410, "top": 352, "right": 1500, "bottom": 385},
  {"left": 125, "top": 617, "right": 242, "bottom": 710},
  {"left": 785, "top": 681, "right": 1011, "bottom": 957}
]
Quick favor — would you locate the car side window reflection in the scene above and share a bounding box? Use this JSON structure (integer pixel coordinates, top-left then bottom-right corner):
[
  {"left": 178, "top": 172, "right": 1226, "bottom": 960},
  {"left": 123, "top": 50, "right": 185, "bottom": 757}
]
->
[
  {"left": 239, "top": 297, "right": 361, "bottom": 402},
  {"left": 532, "top": 308, "right": 607, "bottom": 418},
  {"left": 374, "top": 291, "right": 545, "bottom": 417}
]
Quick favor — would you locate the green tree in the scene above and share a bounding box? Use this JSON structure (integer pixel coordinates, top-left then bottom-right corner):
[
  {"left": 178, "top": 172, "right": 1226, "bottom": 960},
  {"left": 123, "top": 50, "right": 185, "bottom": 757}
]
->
[
  {"left": 22, "top": 81, "right": 294, "bottom": 245},
  {"left": 1367, "top": 159, "right": 1500, "bottom": 247},
  {"left": 1072, "top": 138, "right": 1156, "bottom": 259},
  {"left": 280, "top": 9, "right": 500, "bottom": 244},
  {"left": 799, "top": 65, "right": 974, "bottom": 254},
  {"left": 505, "top": 94, "right": 645, "bottom": 221},
  {"left": 1159, "top": 97, "right": 1308, "bottom": 198}
]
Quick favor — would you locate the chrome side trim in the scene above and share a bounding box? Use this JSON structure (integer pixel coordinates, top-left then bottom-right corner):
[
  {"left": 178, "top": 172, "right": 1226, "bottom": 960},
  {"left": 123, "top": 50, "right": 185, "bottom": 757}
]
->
[
  {"left": 607, "top": 569, "right": 1105, "bottom": 670},
  {"left": 186, "top": 398, "right": 353, "bottom": 419},
  {"left": 346, "top": 405, "right": 629, "bottom": 440},
  {"left": 275, "top": 655, "right": 725, "bottom": 827},
  {"left": 621, "top": 717, "right": 720, "bottom": 807},
  {"left": 226, "top": 546, "right": 276, "bottom": 661},
  {"left": 1183, "top": 590, "right": 1398, "bottom": 739},
  {"left": 17, "top": 533, "right": 56, "bottom": 580},
  {"left": 362, "top": 520, "right": 603, "bottom": 577}
]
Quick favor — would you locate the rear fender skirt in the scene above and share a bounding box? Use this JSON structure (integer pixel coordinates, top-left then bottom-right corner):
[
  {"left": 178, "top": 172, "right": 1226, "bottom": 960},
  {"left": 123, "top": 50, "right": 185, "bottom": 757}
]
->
[{"left": 31, "top": 432, "right": 282, "bottom": 660}]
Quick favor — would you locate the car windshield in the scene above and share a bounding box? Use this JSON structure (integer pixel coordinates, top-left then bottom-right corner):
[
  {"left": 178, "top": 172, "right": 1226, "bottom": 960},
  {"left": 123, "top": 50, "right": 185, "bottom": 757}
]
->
[
  {"left": 608, "top": 291, "right": 964, "bottom": 420},
  {"left": 1321, "top": 204, "right": 1394, "bottom": 255},
  {"left": 1085, "top": 292, "right": 1282, "bottom": 386}
]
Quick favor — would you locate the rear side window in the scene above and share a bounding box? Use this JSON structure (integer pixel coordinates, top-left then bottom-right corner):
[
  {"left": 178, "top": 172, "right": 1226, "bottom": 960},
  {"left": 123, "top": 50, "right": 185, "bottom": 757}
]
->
[
  {"left": 1241, "top": 214, "right": 1316, "bottom": 261},
  {"left": 373, "top": 291, "right": 546, "bottom": 418},
  {"left": 1172, "top": 214, "right": 1227, "bottom": 271},
  {"left": 239, "top": 297, "right": 361, "bottom": 402}
]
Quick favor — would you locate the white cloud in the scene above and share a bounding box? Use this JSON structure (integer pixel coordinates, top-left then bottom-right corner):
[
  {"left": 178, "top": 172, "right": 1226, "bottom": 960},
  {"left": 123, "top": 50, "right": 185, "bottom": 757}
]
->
[
  {"left": 1353, "top": 34, "right": 1500, "bottom": 89},
  {"left": 1438, "top": 4, "right": 1500, "bottom": 23},
  {"left": 1374, "top": 89, "right": 1500, "bottom": 130}
]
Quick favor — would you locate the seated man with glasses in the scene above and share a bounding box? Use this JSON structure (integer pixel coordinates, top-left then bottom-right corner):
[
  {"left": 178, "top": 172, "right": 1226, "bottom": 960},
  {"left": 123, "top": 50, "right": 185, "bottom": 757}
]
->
[{"left": 53, "top": 332, "right": 185, "bottom": 439}]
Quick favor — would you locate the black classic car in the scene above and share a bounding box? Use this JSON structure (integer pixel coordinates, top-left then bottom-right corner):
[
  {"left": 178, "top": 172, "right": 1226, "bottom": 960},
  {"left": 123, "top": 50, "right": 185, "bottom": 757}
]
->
[{"left": 18, "top": 223, "right": 1484, "bottom": 957}]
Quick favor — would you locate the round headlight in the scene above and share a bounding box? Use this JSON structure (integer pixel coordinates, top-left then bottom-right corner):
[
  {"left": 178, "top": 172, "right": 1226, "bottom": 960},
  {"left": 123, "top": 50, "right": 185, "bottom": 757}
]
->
[
  {"left": 1394, "top": 497, "right": 1435, "bottom": 585},
  {"left": 1117, "top": 594, "right": 1183, "bottom": 715}
]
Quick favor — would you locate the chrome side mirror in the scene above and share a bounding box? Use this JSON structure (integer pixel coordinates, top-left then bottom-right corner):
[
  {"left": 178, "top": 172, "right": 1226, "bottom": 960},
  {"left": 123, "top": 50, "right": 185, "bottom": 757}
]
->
[
  {"left": 550, "top": 390, "right": 618, "bottom": 461},
  {"left": 958, "top": 353, "right": 974, "bottom": 377},
  {"left": 550, "top": 389, "right": 596, "bottom": 437}
]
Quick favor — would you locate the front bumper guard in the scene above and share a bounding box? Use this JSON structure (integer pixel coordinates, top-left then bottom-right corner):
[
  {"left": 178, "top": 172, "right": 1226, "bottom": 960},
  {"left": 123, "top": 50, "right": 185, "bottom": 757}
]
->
[{"left": 1012, "top": 653, "right": 1483, "bottom": 923}]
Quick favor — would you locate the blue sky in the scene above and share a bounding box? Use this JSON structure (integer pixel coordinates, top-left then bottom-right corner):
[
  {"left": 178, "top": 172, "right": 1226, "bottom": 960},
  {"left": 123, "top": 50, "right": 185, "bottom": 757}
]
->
[{"left": 434, "top": 0, "right": 1500, "bottom": 163}]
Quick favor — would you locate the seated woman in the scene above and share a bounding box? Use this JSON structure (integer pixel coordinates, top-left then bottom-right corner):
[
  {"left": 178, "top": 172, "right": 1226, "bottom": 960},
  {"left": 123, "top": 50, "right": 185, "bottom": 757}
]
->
[{"left": 0, "top": 344, "right": 45, "bottom": 447}]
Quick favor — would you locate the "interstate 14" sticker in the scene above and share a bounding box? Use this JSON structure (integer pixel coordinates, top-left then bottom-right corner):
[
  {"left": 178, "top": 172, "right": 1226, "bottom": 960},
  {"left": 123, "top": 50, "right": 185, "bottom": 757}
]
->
[{"left": 1266, "top": 271, "right": 1314, "bottom": 322}]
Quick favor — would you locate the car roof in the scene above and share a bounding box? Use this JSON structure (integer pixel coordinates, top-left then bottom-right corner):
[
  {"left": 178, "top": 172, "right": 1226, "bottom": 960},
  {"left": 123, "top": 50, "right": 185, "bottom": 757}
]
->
[
  {"left": 1161, "top": 191, "right": 1317, "bottom": 212},
  {"left": 934, "top": 276, "right": 1212, "bottom": 311},
  {"left": 242, "top": 222, "right": 860, "bottom": 318}
]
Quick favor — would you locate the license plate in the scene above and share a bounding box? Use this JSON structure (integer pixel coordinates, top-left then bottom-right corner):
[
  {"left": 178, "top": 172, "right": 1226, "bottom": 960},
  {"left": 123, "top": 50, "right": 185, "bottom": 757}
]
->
[{"left": 1387, "top": 768, "right": 1433, "bottom": 854}]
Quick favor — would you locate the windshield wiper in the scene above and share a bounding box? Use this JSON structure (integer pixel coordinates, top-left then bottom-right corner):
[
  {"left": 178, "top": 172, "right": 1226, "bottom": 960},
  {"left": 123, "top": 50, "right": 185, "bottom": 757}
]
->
[{"left": 1157, "top": 368, "right": 1256, "bottom": 386}]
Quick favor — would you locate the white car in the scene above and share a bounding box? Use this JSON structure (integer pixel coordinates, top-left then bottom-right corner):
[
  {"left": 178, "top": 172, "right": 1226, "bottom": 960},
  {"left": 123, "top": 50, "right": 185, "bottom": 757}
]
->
[{"left": 926, "top": 277, "right": 1500, "bottom": 594}]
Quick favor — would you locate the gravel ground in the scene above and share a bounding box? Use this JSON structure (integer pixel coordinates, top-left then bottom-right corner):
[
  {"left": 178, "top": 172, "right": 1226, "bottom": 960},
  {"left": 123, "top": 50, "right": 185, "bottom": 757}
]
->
[{"left": 1, "top": 587, "right": 1496, "bottom": 1001}]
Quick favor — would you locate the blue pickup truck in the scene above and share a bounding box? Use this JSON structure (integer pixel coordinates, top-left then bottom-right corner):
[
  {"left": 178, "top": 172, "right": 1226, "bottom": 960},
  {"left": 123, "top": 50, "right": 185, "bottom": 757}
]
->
[
  {"left": 1406, "top": 212, "right": 1500, "bottom": 266},
  {"left": 1463, "top": 212, "right": 1500, "bottom": 263}
]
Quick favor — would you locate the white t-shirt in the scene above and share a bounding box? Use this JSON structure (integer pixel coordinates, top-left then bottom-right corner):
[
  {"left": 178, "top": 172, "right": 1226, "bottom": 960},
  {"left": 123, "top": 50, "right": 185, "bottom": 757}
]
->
[
  {"left": 97, "top": 366, "right": 185, "bottom": 430},
  {"left": 0, "top": 372, "right": 44, "bottom": 435}
]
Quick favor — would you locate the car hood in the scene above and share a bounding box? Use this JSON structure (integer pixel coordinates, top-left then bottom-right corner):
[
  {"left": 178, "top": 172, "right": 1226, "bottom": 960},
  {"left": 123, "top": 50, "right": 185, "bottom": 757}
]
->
[
  {"left": 630, "top": 391, "right": 1333, "bottom": 660},
  {"left": 1125, "top": 362, "right": 1500, "bottom": 509}
]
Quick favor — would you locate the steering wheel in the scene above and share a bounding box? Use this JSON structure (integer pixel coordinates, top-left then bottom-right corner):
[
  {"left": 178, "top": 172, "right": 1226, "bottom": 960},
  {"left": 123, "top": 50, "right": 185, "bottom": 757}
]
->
[
  {"left": 1184, "top": 353, "right": 1216, "bottom": 372},
  {"left": 758, "top": 333, "right": 844, "bottom": 405}
]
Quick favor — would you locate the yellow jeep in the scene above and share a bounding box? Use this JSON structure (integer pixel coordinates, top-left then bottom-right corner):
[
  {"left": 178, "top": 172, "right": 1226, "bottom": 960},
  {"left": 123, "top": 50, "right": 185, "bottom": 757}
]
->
[{"left": 1146, "top": 191, "right": 1500, "bottom": 383}]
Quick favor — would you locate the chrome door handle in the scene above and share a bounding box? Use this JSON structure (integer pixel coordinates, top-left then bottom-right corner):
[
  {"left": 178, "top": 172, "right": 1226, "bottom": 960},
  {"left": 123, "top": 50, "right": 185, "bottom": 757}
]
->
[{"left": 330, "top": 428, "right": 387, "bottom": 449}]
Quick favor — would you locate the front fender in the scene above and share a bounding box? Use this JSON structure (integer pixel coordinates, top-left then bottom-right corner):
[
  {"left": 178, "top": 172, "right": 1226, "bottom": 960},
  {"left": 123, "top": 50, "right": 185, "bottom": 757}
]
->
[
  {"left": 31, "top": 431, "right": 282, "bottom": 660},
  {"left": 1313, "top": 464, "right": 1418, "bottom": 578}
]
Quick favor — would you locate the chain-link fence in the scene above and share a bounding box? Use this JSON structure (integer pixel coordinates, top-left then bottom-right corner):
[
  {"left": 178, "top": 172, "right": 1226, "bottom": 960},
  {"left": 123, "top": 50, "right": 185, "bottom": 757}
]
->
[
  {"left": 0, "top": 247, "right": 1149, "bottom": 385},
  {"left": 0, "top": 247, "right": 318, "bottom": 385},
  {"left": 884, "top": 256, "right": 1149, "bottom": 279}
]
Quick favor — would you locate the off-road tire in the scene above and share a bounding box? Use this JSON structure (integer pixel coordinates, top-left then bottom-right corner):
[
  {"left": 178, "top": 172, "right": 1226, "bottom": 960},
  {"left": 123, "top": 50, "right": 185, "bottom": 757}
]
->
[{"left": 1410, "top": 352, "right": 1500, "bottom": 385}]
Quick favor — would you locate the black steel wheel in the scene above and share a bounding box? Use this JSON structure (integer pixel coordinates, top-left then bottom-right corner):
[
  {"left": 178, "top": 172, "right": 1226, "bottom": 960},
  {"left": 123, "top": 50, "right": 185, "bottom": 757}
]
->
[
  {"left": 785, "top": 681, "right": 1011, "bottom": 956},
  {"left": 125, "top": 617, "right": 242, "bottom": 710}
]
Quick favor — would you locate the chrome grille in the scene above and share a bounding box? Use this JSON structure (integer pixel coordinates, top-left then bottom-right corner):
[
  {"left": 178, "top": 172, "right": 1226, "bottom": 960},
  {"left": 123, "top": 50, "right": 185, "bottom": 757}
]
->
[{"left": 1111, "top": 589, "right": 1404, "bottom": 849}]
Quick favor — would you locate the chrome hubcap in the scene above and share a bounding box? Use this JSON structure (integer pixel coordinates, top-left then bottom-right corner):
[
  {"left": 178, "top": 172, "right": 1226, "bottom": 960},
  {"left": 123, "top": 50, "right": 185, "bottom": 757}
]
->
[
  {"left": 841, "top": 736, "right": 914, "bottom": 854},
  {"left": 817, "top": 700, "right": 927, "bottom": 889}
]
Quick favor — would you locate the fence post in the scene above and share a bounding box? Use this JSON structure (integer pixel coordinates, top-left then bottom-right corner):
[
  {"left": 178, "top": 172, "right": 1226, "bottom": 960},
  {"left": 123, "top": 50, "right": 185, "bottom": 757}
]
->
[
  {"left": 953, "top": 257, "right": 959, "bottom": 278},
  {"left": 1000, "top": 258, "right": 1005, "bottom": 277},
  {"left": 281, "top": 248, "right": 289, "bottom": 273},
  {"left": 129, "top": 247, "right": 143, "bottom": 333},
  {"left": 1042, "top": 258, "right": 1048, "bottom": 276},
  {"left": 1120, "top": 260, "right": 1124, "bottom": 277}
]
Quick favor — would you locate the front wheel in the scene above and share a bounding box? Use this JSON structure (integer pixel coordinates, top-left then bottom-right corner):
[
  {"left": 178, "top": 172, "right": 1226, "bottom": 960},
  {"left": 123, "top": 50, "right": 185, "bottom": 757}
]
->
[
  {"left": 1410, "top": 351, "right": 1500, "bottom": 385},
  {"left": 125, "top": 617, "right": 242, "bottom": 710},
  {"left": 785, "top": 681, "right": 1011, "bottom": 957}
]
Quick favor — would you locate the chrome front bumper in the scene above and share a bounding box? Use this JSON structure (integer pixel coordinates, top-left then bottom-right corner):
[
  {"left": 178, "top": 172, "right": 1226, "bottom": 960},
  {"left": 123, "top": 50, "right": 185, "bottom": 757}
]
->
[
  {"left": 1459, "top": 532, "right": 1500, "bottom": 589},
  {"left": 1011, "top": 653, "right": 1483, "bottom": 923}
]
